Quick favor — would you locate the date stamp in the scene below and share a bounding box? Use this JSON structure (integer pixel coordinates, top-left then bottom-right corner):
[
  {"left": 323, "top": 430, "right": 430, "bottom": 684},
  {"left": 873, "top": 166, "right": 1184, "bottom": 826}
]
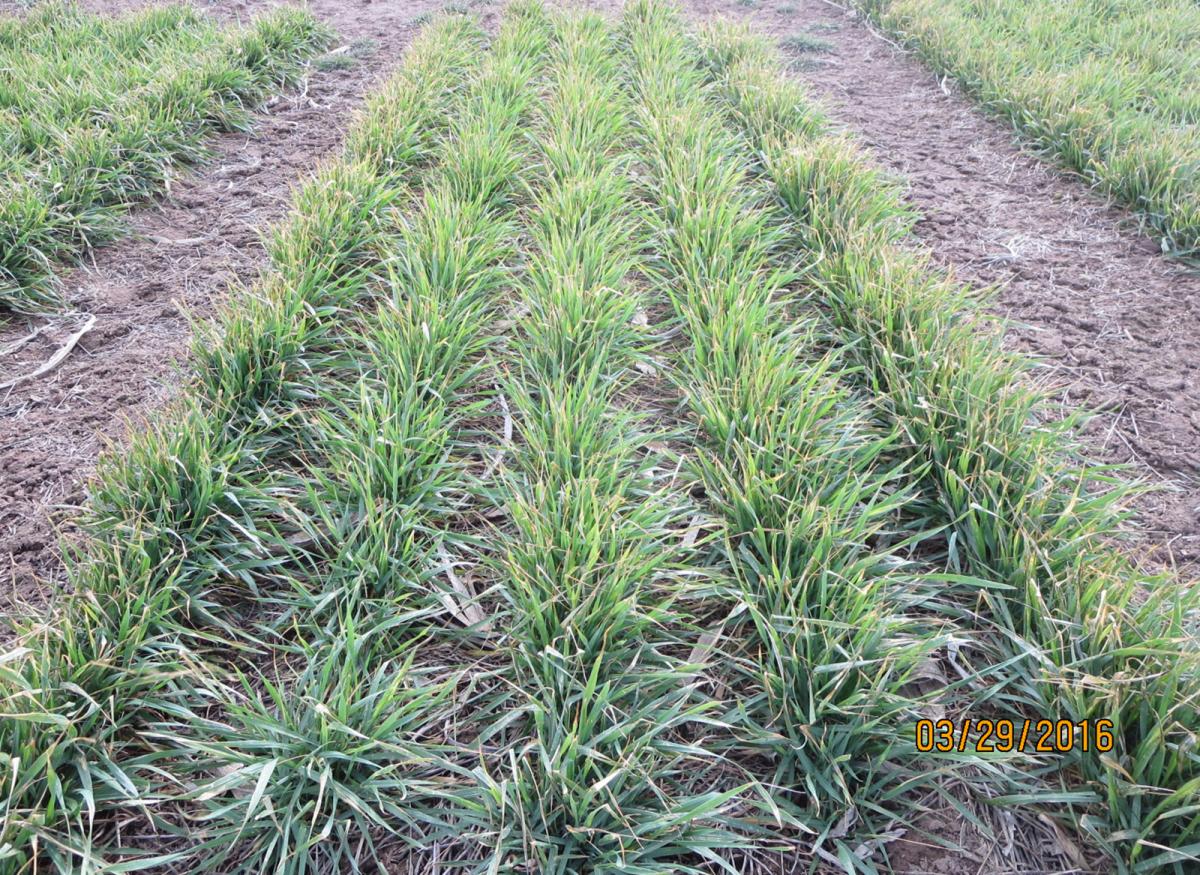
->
[{"left": 915, "top": 718, "right": 1114, "bottom": 754}]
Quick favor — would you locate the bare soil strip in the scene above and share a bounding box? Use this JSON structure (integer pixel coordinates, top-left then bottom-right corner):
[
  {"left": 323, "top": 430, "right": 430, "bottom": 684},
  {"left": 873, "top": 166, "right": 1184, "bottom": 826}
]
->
[
  {"left": 0, "top": 0, "right": 458, "bottom": 624},
  {"left": 693, "top": 0, "right": 1200, "bottom": 579}
]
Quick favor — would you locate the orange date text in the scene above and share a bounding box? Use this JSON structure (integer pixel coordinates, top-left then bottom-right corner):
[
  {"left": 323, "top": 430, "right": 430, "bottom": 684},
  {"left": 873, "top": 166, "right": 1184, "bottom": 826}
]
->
[{"left": 914, "top": 718, "right": 1114, "bottom": 754}]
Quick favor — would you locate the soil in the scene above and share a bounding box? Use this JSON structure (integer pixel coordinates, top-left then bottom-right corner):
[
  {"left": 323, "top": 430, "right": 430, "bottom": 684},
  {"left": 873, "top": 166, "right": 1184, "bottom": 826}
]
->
[{"left": 691, "top": 0, "right": 1200, "bottom": 590}]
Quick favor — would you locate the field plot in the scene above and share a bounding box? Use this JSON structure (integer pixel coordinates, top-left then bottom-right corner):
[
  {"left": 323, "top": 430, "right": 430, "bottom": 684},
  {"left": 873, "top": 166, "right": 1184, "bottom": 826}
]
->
[
  {"left": 2, "top": 1, "right": 1198, "bottom": 874},
  {"left": 0, "top": 1, "right": 331, "bottom": 314},
  {"left": 859, "top": 0, "right": 1200, "bottom": 259}
]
